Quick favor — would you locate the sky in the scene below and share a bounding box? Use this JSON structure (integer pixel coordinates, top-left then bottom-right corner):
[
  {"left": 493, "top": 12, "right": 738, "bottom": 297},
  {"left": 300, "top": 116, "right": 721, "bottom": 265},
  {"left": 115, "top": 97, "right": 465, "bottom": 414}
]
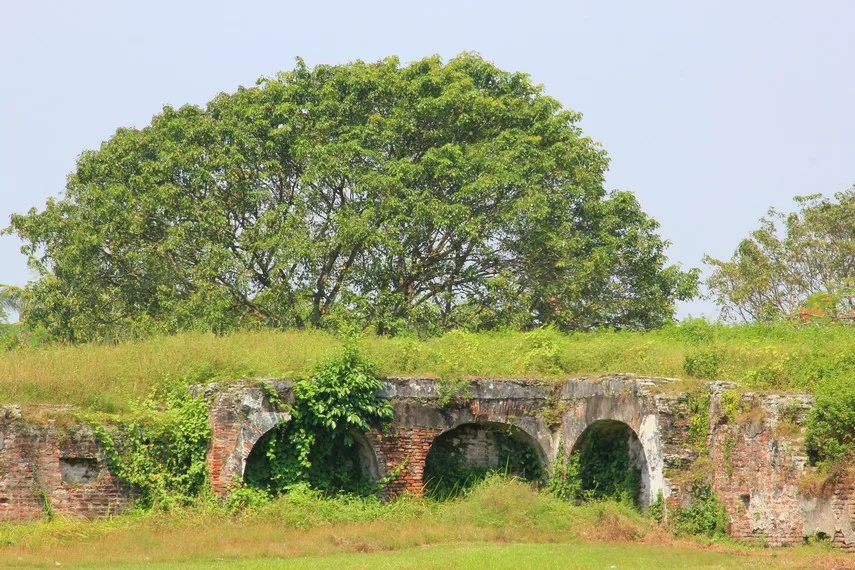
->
[{"left": 1, "top": 0, "right": 853, "bottom": 320}]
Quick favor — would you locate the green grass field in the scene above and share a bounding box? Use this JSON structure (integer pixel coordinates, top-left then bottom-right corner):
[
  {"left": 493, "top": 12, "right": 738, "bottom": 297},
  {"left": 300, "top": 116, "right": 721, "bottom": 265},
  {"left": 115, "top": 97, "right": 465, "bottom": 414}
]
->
[
  {"left": 8, "top": 542, "right": 846, "bottom": 570},
  {"left": 0, "top": 480, "right": 849, "bottom": 569},
  {"left": 2, "top": 320, "right": 855, "bottom": 412}
]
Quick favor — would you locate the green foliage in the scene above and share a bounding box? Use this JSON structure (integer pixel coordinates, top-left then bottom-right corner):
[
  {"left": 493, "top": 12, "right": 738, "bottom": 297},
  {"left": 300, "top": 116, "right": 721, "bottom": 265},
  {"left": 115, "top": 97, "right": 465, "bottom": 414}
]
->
[
  {"left": 682, "top": 348, "right": 721, "bottom": 379},
  {"left": 687, "top": 391, "right": 711, "bottom": 451},
  {"left": 672, "top": 483, "right": 728, "bottom": 537},
  {"left": 244, "top": 341, "right": 393, "bottom": 495},
  {"left": 92, "top": 386, "right": 211, "bottom": 509},
  {"left": 546, "top": 442, "right": 584, "bottom": 502},
  {"left": 805, "top": 378, "right": 855, "bottom": 467},
  {"left": 514, "top": 326, "right": 567, "bottom": 375},
  {"left": 34, "top": 489, "right": 53, "bottom": 521},
  {"left": 225, "top": 483, "right": 272, "bottom": 514},
  {"left": 705, "top": 188, "right": 855, "bottom": 323},
  {"left": 574, "top": 426, "right": 642, "bottom": 507},
  {"left": 422, "top": 426, "right": 542, "bottom": 500},
  {"left": 648, "top": 490, "right": 665, "bottom": 523},
  {"left": 7, "top": 53, "right": 697, "bottom": 342},
  {"left": 719, "top": 390, "right": 742, "bottom": 423}
]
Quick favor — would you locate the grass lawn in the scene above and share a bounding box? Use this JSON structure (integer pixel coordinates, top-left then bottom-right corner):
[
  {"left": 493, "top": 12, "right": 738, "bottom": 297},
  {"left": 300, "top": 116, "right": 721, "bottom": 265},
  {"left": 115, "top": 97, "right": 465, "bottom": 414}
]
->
[{"left": 2, "top": 533, "right": 850, "bottom": 569}]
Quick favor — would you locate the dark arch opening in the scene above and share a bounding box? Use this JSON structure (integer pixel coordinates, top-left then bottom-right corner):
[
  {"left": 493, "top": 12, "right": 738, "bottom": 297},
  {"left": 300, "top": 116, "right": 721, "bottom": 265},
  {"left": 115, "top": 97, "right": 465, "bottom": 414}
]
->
[
  {"left": 571, "top": 420, "right": 648, "bottom": 507},
  {"left": 243, "top": 424, "right": 379, "bottom": 495},
  {"left": 423, "top": 422, "right": 545, "bottom": 500}
]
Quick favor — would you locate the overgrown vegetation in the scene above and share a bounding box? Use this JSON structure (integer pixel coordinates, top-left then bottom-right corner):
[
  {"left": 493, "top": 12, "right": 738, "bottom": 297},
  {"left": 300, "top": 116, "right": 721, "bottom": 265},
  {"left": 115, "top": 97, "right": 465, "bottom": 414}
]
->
[
  {"left": 5, "top": 320, "right": 855, "bottom": 413},
  {"left": 670, "top": 483, "right": 729, "bottom": 538},
  {"left": 805, "top": 380, "right": 855, "bottom": 468},
  {"left": 4, "top": 477, "right": 845, "bottom": 569},
  {"left": 546, "top": 442, "right": 584, "bottom": 502},
  {"left": 91, "top": 386, "right": 211, "bottom": 509},
  {"left": 687, "top": 390, "right": 711, "bottom": 452},
  {"left": 243, "top": 339, "right": 393, "bottom": 495},
  {"left": 422, "top": 426, "right": 543, "bottom": 499},
  {"left": 572, "top": 424, "right": 643, "bottom": 507}
]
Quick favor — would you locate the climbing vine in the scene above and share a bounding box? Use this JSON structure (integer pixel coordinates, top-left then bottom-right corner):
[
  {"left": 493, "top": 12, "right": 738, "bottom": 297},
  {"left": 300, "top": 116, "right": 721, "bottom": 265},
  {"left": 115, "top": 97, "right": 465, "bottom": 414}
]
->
[
  {"left": 687, "top": 390, "right": 711, "bottom": 452},
  {"left": 92, "top": 386, "right": 210, "bottom": 509},
  {"left": 546, "top": 441, "right": 584, "bottom": 502},
  {"left": 244, "top": 340, "right": 393, "bottom": 495}
]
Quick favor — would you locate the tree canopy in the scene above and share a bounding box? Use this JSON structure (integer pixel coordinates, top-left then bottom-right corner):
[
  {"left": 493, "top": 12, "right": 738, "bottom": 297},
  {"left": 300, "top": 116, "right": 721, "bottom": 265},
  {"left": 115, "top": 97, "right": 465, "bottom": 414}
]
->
[
  {"left": 705, "top": 188, "right": 855, "bottom": 323},
  {"left": 7, "top": 53, "right": 697, "bottom": 341}
]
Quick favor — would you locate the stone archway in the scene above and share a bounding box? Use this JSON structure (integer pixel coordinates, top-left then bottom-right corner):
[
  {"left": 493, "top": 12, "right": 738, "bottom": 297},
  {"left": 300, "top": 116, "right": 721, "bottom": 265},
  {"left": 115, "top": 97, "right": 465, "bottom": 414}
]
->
[
  {"left": 422, "top": 421, "right": 547, "bottom": 498},
  {"left": 242, "top": 424, "right": 382, "bottom": 494},
  {"left": 570, "top": 419, "right": 651, "bottom": 507}
]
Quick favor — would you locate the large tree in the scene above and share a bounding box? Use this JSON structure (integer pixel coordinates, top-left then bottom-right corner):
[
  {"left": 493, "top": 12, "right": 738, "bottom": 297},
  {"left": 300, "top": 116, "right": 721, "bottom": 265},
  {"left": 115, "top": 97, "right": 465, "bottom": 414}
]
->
[
  {"left": 705, "top": 188, "right": 855, "bottom": 322},
  {"left": 8, "top": 53, "right": 697, "bottom": 341}
]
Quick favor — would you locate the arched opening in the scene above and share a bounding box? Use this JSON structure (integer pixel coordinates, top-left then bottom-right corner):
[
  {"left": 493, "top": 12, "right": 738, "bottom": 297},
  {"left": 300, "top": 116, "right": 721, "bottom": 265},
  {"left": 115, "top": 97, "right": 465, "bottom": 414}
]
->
[
  {"left": 423, "top": 422, "right": 545, "bottom": 499},
  {"left": 243, "top": 424, "right": 380, "bottom": 495},
  {"left": 570, "top": 420, "right": 649, "bottom": 507}
]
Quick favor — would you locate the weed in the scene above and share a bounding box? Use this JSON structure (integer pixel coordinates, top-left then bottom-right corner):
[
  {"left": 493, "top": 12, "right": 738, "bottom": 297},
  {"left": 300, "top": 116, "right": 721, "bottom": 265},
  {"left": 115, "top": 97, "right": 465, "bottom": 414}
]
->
[{"left": 687, "top": 390, "right": 711, "bottom": 452}]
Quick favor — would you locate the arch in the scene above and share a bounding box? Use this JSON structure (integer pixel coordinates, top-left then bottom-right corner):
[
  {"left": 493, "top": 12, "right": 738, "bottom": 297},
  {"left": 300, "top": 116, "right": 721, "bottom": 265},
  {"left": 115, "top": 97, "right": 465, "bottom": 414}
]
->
[
  {"left": 423, "top": 421, "right": 547, "bottom": 499},
  {"left": 242, "top": 422, "right": 381, "bottom": 494},
  {"left": 351, "top": 430, "right": 382, "bottom": 484},
  {"left": 570, "top": 419, "right": 651, "bottom": 507},
  {"left": 239, "top": 411, "right": 292, "bottom": 478}
]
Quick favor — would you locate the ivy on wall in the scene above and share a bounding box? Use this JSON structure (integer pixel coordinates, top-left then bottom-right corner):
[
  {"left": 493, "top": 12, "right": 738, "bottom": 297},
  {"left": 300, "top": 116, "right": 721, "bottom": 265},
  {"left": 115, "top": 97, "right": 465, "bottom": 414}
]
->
[{"left": 93, "top": 387, "right": 211, "bottom": 509}]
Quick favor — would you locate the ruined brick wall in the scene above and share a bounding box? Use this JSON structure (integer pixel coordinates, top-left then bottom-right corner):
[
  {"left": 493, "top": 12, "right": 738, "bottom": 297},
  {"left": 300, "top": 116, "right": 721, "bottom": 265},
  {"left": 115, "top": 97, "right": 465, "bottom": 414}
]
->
[
  {"left": 659, "top": 385, "right": 855, "bottom": 550},
  {"left": 2, "top": 374, "right": 854, "bottom": 552},
  {"left": 0, "top": 407, "right": 132, "bottom": 520},
  {"left": 202, "top": 381, "right": 293, "bottom": 495},
  {"left": 429, "top": 424, "right": 502, "bottom": 469},
  {"left": 365, "top": 428, "right": 441, "bottom": 497},
  {"left": 705, "top": 389, "right": 811, "bottom": 546}
]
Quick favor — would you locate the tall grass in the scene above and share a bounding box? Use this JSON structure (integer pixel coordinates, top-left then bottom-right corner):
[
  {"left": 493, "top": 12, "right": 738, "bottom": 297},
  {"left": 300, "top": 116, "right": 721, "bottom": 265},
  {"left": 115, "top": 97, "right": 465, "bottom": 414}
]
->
[
  {"left": 0, "top": 478, "right": 845, "bottom": 569},
  {"left": 2, "top": 320, "right": 855, "bottom": 411}
]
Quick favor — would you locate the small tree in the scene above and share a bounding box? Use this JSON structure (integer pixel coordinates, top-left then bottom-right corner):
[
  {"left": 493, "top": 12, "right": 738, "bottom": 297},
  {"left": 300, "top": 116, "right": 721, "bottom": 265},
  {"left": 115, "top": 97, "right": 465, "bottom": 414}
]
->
[{"left": 705, "top": 188, "right": 855, "bottom": 323}]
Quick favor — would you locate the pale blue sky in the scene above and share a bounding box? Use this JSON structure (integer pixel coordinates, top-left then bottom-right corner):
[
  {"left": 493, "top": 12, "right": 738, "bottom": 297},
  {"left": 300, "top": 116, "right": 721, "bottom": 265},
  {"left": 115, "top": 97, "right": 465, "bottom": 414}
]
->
[{"left": 1, "top": 0, "right": 854, "bottom": 319}]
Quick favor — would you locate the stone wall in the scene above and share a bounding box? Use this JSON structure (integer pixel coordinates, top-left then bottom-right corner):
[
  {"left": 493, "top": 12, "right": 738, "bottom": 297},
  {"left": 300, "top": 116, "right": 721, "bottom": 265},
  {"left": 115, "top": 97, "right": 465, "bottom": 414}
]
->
[
  {"left": 0, "top": 406, "right": 131, "bottom": 520},
  {"left": 700, "top": 386, "right": 855, "bottom": 549},
  {"left": 1, "top": 374, "right": 854, "bottom": 552}
]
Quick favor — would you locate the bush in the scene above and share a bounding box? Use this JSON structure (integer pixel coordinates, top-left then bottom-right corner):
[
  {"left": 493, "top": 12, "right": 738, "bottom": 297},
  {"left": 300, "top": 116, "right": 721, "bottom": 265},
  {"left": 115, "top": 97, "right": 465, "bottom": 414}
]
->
[
  {"left": 244, "top": 339, "right": 393, "bottom": 495},
  {"left": 672, "top": 483, "right": 728, "bottom": 537},
  {"left": 805, "top": 379, "right": 855, "bottom": 467},
  {"left": 683, "top": 349, "right": 721, "bottom": 379}
]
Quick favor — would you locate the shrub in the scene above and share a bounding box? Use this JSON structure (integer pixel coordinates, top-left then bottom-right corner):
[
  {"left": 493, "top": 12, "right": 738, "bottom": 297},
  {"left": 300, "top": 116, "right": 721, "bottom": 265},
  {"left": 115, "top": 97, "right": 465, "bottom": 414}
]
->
[
  {"left": 244, "top": 339, "right": 393, "bottom": 495},
  {"left": 805, "top": 379, "right": 855, "bottom": 467},
  {"left": 683, "top": 349, "right": 721, "bottom": 379},
  {"left": 672, "top": 483, "right": 728, "bottom": 537}
]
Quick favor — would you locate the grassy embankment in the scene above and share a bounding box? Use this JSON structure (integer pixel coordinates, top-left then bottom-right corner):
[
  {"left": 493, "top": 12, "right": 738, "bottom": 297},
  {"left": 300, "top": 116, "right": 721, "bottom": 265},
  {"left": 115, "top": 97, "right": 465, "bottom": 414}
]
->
[
  {"left": 0, "top": 478, "right": 849, "bottom": 569},
  {"left": 1, "top": 321, "right": 855, "bottom": 412}
]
